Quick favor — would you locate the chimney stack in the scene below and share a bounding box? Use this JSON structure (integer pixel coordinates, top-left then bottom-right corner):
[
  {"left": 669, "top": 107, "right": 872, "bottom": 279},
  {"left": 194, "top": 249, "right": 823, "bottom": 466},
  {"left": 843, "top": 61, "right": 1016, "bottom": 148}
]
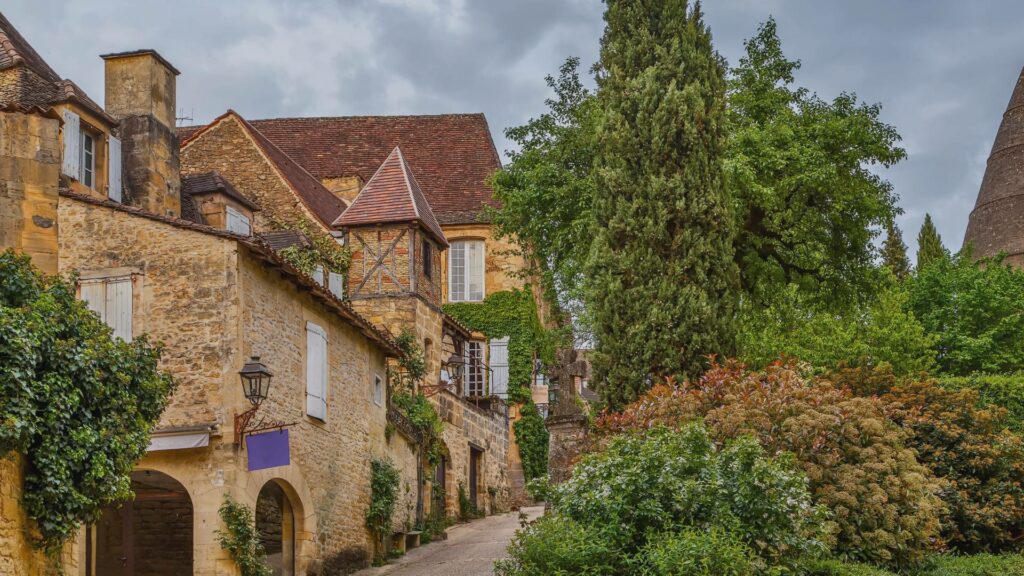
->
[{"left": 101, "top": 49, "right": 181, "bottom": 217}]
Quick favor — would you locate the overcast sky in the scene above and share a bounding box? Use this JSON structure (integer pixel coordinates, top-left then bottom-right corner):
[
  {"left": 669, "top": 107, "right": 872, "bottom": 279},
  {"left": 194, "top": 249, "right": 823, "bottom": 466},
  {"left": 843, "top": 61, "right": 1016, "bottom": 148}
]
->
[{"left": 6, "top": 0, "right": 1023, "bottom": 255}]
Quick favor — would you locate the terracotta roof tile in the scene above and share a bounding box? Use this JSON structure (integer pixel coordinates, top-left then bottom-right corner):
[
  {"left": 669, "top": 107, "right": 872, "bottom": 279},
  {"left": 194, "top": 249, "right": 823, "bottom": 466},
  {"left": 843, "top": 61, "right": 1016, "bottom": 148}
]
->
[
  {"left": 336, "top": 147, "right": 448, "bottom": 246},
  {"left": 0, "top": 11, "right": 60, "bottom": 82},
  {"left": 247, "top": 114, "right": 502, "bottom": 224}
]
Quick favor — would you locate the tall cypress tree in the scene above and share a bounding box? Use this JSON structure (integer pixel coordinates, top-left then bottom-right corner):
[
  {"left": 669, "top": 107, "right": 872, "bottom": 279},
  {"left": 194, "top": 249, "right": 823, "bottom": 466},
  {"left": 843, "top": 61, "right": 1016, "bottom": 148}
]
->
[
  {"left": 586, "top": 0, "right": 738, "bottom": 409},
  {"left": 916, "top": 213, "right": 948, "bottom": 271},
  {"left": 882, "top": 220, "right": 912, "bottom": 279}
]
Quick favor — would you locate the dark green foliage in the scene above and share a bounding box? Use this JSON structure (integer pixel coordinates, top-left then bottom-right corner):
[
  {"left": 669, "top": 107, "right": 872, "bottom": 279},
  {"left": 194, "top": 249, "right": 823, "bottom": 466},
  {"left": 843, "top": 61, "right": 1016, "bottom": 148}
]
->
[
  {"left": 444, "top": 288, "right": 553, "bottom": 404},
  {"left": 882, "top": 221, "right": 912, "bottom": 279},
  {"left": 512, "top": 402, "right": 549, "bottom": 483},
  {"left": 217, "top": 497, "right": 272, "bottom": 576},
  {"left": 586, "top": 0, "right": 739, "bottom": 408},
  {"left": 636, "top": 529, "right": 757, "bottom": 576},
  {"left": 737, "top": 276, "right": 935, "bottom": 375},
  {"left": 939, "top": 373, "right": 1024, "bottom": 430},
  {"left": 727, "top": 19, "right": 904, "bottom": 305},
  {"left": 916, "top": 214, "right": 948, "bottom": 271},
  {"left": 366, "top": 459, "right": 401, "bottom": 561},
  {"left": 0, "top": 250, "right": 174, "bottom": 549},
  {"left": 907, "top": 252, "right": 1024, "bottom": 375},
  {"left": 391, "top": 392, "right": 444, "bottom": 465},
  {"left": 490, "top": 57, "right": 599, "bottom": 326},
  {"left": 494, "top": 515, "right": 622, "bottom": 576},
  {"left": 800, "top": 559, "right": 897, "bottom": 576}
]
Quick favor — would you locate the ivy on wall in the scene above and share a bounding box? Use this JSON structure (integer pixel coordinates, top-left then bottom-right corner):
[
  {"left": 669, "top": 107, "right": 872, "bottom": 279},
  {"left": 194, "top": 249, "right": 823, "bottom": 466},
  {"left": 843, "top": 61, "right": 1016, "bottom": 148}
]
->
[
  {"left": 513, "top": 402, "right": 550, "bottom": 482},
  {"left": 0, "top": 250, "right": 174, "bottom": 551},
  {"left": 366, "top": 458, "right": 401, "bottom": 562},
  {"left": 217, "top": 497, "right": 272, "bottom": 576},
  {"left": 443, "top": 288, "right": 554, "bottom": 404},
  {"left": 267, "top": 217, "right": 350, "bottom": 277}
]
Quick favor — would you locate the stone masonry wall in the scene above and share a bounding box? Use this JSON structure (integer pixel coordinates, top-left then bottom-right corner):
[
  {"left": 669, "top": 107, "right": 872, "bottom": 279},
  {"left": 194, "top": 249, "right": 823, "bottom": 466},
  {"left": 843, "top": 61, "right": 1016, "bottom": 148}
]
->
[
  {"left": 0, "top": 110, "right": 60, "bottom": 274},
  {"left": 435, "top": 391, "right": 510, "bottom": 516}
]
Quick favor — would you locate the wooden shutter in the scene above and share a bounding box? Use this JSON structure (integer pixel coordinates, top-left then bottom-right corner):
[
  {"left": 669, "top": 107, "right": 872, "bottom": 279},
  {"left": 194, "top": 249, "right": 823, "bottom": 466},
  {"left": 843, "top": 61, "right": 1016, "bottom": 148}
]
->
[
  {"left": 306, "top": 322, "right": 328, "bottom": 420},
  {"left": 108, "top": 136, "right": 122, "bottom": 202},
  {"left": 79, "top": 280, "right": 105, "bottom": 321},
  {"left": 328, "top": 272, "right": 343, "bottom": 298},
  {"left": 62, "top": 110, "right": 81, "bottom": 178},
  {"left": 225, "top": 206, "right": 251, "bottom": 236},
  {"left": 106, "top": 277, "right": 133, "bottom": 341},
  {"left": 467, "top": 240, "right": 484, "bottom": 301},
  {"left": 312, "top": 265, "right": 325, "bottom": 286},
  {"left": 489, "top": 337, "right": 509, "bottom": 398}
]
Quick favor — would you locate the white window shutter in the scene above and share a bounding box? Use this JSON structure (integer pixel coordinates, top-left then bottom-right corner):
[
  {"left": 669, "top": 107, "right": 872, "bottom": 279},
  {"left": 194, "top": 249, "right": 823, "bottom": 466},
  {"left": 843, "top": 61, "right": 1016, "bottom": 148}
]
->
[
  {"left": 108, "top": 136, "right": 122, "bottom": 202},
  {"left": 62, "top": 110, "right": 81, "bottom": 178},
  {"left": 306, "top": 322, "right": 328, "bottom": 420},
  {"left": 79, "top": 281, "right": 105, "bottom": 321},
  {"left": 328, "top": 272, "right": 343, "bottom": 298},
  {"left": 312, "top": 265, "right": 325, "bottom": 286},
  {"left": 467, "top": 241, "right": 484, "bottom": 301},
  {"left": 106, "top": 277, "right": 133, "bottom": 341},
  {"left": 489, "top": 337, "right": 509, "bottom": 398},
  {"left": 225, "top": 206, "right": 251, "bottom": 236}
]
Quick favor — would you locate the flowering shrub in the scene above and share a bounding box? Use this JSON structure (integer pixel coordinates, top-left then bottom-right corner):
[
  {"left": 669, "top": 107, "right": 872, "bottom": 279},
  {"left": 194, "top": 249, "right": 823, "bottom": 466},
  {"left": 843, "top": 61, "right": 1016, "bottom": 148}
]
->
[
  {"left": 597, "top": 362, "right": 943, "bottom": 568},
  {"left": 497, "top": 424, "right": 825, "bottom": 575},
  {"left": 829, "top": 366, "right": 1024, "bottom": 553}
]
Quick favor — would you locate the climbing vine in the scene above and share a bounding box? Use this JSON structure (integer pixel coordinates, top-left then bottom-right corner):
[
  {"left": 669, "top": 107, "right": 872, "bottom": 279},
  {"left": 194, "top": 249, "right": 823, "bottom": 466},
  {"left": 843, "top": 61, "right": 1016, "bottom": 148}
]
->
[
  {"left": 0, "top": 250, "right": 174, "bottom": 551},
  {"left": 217, "top": 496, "right": 272, "bottom": 576},
  {"left": 267, "top": 216, "right": 350, "bottom": 277},
  {"left": 389, "top": 330, "right": 445, "bottom": 465},
  {"left": 366, "top": 458, "right": 401, "bottom": 562},
  {"left": 443, "top": 288, "right": 555, "bottom": 404},
  {"left": 513, "top": 402, "right": 550, "bottom": 482}
]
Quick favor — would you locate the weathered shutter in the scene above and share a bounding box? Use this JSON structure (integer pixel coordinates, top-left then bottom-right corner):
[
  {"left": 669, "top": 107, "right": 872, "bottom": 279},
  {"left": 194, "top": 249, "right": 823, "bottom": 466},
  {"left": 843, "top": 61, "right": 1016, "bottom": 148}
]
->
[
  {"left": 312, "top": 265, "right": 325, "bottom": 286},
  {"left": 225, "top": 206, "right": 251, "bottom": 236},
  {"left": 62, "top": 110, "right": 81, "bottom": 178},
  {"left": 467, "top": 240, "right": 484, "bottom": 301},
  {"left": 108, "top": 136, "right": 122, "bottom": 202},
  {"left": 328, "top": 272, "right": 343, "bottom": 298},
  {"left": 306, "top": 322, "right": 328, "bottom": 420},
  {"left": 106, "top": 277, "right": 133, "bottom": 341},
  {"left": 79, "top": 280, "right": 105, "bottom": 321},
  {"left": 489, "top": 337, "right": 509, "bottom": 398}
]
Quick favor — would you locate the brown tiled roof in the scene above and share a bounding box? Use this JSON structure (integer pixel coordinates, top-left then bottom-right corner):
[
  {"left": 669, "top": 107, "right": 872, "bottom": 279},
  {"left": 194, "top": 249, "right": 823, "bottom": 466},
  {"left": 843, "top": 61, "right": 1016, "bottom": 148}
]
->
[
  {"left": 259, "top": 229, "right": 311, "bottom": 252},
  {"left": 60, "top": 189, "right": 401, "bottom": 356},
  {"left": 335, "top": 147, "right": 448, "bottom": 246},
  {"left": 182, "top": 171, "right": 260, "bottom": 211},
  {"left": 248, "top": 115, "right": 503, "bottom": 224},
  {"left": 181, "top": 111, "right": 348, "bottom": 229},
  {"left": 0, "top": 12, "right": 114, "bottom": 125}
]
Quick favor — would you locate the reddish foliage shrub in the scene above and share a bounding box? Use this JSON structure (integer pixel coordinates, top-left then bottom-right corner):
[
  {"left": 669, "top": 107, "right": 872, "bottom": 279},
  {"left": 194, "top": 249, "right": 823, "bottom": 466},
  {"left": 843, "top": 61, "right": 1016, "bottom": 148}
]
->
[
  {"left": 828, "top": 366, "right": 1024, "bottom": 553},
  {"left": 595, "top": 361, "right": 944, "bottom": 568}
]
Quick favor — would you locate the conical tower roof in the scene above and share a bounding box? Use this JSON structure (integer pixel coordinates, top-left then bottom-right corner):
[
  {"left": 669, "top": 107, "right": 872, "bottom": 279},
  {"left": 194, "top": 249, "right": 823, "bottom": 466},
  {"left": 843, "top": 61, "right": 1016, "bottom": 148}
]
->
[
  {"left": 334, "top": 147, "right": 448, "bottom": 246},
  {"left": 964, "top": 65, "right": 1024, "bottom": 265}
]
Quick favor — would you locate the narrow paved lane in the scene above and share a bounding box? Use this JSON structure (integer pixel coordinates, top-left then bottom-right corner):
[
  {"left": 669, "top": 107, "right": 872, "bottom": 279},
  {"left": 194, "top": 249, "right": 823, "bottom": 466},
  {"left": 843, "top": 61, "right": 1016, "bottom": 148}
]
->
[{"left": 352, "top": 506, "right": 544, "bottom": 576}]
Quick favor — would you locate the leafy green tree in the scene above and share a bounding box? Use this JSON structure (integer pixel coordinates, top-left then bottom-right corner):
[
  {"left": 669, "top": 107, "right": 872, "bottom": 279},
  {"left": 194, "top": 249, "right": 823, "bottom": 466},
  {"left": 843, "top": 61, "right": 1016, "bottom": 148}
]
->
[
  {"left": 586, "top": 0, "right": 738, "bottom": 407},
  {"left": 0, "top": 250, "right": 173, "bottom": 549},
  {"left": 737, "top": 274, "right": 935, "bottom": 376},
  {"left": 916, "top": 213, "right": 948, "bottom": 271},
  {"left": 881, "top": 221, "right": 912, "bottom": 279},
  {"left": 727, "top": 19, "right": 904, "bottom": 304},
  {"left": 908, "top": 251, "right": 1024, "bottom": 375},
  {"left": 490, "top": 58, "right": 599, "bottom": 327}
]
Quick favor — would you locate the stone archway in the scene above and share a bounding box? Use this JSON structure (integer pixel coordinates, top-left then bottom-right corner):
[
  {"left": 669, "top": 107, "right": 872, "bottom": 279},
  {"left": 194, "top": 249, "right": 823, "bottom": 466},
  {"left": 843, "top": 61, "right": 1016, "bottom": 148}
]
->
[
  {"left": 256, "top": 480, "right": 299, "bottom": 576},
  {"left": 89, "top": 469, "right": 193, "bottom": 576}
]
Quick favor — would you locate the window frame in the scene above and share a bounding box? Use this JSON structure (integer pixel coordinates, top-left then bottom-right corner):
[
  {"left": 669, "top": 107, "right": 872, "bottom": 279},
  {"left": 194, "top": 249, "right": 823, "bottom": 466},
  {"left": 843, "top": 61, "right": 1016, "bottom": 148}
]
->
[
  {"left": 80, "top": 131, "right": 96, "bottom": 189},
  {"left": 448, "top": 239, "right": 485, "bottom": 302},
  {"left": 373, "top": 374, "right": 384, "bottom": 406},
  {"left": 464, "top": 340, "right": 485, "bottom": 397},
  {"left": 422, "top": 238, "right": 432, "bottom": 279}
]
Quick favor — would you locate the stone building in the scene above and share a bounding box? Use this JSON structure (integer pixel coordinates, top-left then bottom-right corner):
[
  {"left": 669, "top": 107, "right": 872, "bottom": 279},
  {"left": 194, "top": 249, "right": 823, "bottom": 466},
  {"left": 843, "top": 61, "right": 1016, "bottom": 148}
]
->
[
  {"left": 965, "top": 65, "right": 1024, "bottom": 264},
  {"left": 0, "top": 9, "right": 523, "bottom": 575}
]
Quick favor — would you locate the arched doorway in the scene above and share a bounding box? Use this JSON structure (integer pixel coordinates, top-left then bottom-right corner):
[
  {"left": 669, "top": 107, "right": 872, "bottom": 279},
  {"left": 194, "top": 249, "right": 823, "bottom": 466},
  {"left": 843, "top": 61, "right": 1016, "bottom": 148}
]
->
[
  {"left": 89, "top": 470, "right": 193, "bottom": 576},
  {"left": 256, "top": 480, "right": 296, "bottom": 576}
]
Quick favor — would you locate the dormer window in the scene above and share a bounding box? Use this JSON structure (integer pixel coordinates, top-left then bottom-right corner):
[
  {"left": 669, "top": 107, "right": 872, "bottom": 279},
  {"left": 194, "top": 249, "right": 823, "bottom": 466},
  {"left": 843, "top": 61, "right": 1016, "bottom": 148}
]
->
[
  {"left": 80, "top": 132, "right": 96, "bottom": 189},
  {"left": 225, "top": 205, "right": 251, "bottom": 236}
]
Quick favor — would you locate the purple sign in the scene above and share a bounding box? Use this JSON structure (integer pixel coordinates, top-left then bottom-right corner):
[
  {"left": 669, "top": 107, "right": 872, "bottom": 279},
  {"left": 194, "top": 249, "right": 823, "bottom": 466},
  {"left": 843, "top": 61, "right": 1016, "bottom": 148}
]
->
[{"left": 246, "top": 430, "right": 290, "bottom": 471}]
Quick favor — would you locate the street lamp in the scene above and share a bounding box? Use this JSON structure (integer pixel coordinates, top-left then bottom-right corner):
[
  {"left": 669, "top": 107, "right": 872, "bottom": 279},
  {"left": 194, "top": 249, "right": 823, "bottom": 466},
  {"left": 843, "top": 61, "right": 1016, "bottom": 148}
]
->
[{"left": 239, "top": 355, "right": 273, "bottom": 406}]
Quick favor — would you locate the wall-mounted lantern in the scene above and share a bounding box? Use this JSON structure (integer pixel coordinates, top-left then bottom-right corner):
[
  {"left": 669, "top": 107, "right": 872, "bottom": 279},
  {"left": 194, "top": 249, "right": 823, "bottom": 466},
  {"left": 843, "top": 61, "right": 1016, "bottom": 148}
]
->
[{"left": 234, "top": 356, "right": 292, "bottom": 447}]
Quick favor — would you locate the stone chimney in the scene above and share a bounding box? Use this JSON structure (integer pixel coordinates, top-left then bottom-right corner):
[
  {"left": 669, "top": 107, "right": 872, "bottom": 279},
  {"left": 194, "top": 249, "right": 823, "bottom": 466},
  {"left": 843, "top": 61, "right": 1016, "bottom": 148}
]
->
[{"left": 100, "top": 50, "right": 181, "bottom": 217}]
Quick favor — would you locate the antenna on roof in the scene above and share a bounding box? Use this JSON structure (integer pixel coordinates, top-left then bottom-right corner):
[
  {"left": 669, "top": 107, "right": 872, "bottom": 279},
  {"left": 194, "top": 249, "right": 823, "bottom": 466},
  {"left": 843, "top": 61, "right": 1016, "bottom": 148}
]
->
[{"left": 176, "top": 107, "right": 194, "bottom": 126}]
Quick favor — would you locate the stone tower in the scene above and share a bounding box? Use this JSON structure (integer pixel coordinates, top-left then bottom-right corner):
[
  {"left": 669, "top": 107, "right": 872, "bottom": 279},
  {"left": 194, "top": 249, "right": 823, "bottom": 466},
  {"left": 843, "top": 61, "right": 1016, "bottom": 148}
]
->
[{"left": 964, "top": 65, "right": 1024, "bottom": 265}]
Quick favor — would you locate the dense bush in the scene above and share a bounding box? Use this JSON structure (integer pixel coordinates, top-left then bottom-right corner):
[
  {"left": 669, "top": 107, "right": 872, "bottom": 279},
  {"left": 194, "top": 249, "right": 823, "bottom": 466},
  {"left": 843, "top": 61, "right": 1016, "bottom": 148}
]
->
[
  {"left": 939, "top": 373, "right": 1024, "bottom": 430},
  {"left": 830, "top": 367, "right": 1024, "bottom": 553},
  {"left": 636, "top": 529, "right": 757, "bottom": 576},
  {"left": 597, "top": 362, "right": 943, "bottom": 568},
  {"left": 498, "top": 424, "right": 825, "bottom": 575},
  {"left": 512, "top": 402, "right": 549, "bottom": 482},
  {"left": 0, "top": 250, "right": 174, "bottom": 549},
  {"left": 800, "top": 559, "right": 897, "bottom": 576},
  {"left": 920, "top": 553, "right": 1024, "bottom": 576}
]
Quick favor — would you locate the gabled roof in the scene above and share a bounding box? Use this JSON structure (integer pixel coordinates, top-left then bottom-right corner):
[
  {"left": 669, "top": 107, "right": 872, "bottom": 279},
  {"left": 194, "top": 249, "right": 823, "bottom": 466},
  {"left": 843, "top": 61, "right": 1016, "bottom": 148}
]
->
[
  {"left": 182, "top": 171, "right": 260, "bottom": 211},
  {"left": 181, "top": 110, "right": 347, "bottom": 228},
  {"left": 335, "top": 147, "right": 448, "bottom": 246},
  {"left": 245, "top": 114, "right": 503, "bottom": 224},
  {"left": 0, "top": 12, "right": 114, "bottom": 125}
]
